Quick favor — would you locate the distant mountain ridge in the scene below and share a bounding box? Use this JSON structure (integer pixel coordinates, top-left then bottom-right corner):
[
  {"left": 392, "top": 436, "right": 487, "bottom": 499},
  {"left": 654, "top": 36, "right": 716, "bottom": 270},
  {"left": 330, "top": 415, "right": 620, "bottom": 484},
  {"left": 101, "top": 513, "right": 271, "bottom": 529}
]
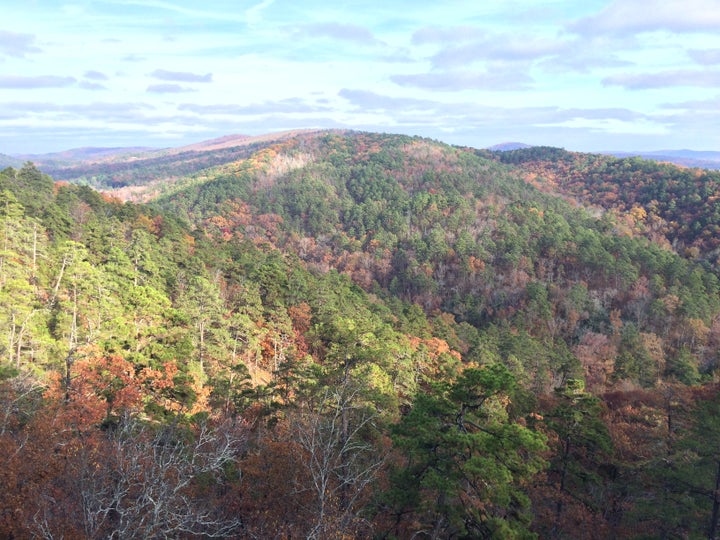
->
[
  {"left": 14, "top": 129, "right": 340, "bottom": 196},
  {"left": 14, "top": 146, "right": 158, "bottom": 164},
  {"left": 484, "top": 143, "right": 720, "bottom": 169},
  {"left": 10, "top": 134, "right": 720, "bottom": 176},
  {"left": 486, "top": 142, "right": 533, "bottom": 151},
  {"left": 11, "top": 129, "right": 334, "bottom": 166},
  {"left": 603, "top": 149, "right": 720, "bottom": 169},
  {"left": 610, "top": 149, "right": 720, "bottom": 161},
  {"left": 0, "top": 153, "right": 23, "bottom": 168}
]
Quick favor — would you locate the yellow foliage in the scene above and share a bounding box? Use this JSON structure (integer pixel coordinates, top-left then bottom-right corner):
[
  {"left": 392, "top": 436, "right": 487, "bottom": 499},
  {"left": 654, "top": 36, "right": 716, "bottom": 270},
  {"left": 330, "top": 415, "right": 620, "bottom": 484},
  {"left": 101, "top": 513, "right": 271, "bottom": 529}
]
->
[{"left": 629, "top": 205, "right": 647, "bottom": 222}]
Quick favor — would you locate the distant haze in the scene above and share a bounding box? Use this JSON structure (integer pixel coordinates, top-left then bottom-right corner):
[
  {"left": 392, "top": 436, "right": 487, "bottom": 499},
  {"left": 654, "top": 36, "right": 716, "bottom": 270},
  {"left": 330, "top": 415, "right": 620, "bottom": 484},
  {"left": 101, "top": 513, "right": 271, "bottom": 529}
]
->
[
  {"left": 13, "top": 132, "right": 720, "bottom": 173},
  {"left": 1, "top": 1, "right": 719, "bottom": 154}
]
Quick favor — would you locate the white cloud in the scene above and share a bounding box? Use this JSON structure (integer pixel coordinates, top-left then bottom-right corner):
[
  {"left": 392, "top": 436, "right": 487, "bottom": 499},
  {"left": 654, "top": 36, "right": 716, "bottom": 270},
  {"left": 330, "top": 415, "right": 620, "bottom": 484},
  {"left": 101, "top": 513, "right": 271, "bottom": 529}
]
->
[
  {"left": 246, "top": 0, "right": 275, "bottom": 25},
  {"left": 426, "top": 36, "right": 562, "bottom": 70},
  {"left": 0, "top": 75, "right": 76, "bottom": 88},
  {"left": 84, "top": 70, "right": 109, "bottom": 80},
  {"left": 291, "top": 23, "right": 380, "bottom": 45},
  {"left": 603, "top": 69, "right": 720, "bottom": 89},
  {"left": 392, "top": 68, "right": 534, "bottom": 91},
  {"left": 151, "top": 69, "right": 213, "bottom": 83},
  {"left": 411, "top": 26, "right": 483, "bottom": 45},
  {"left": 689, "top": 48, "right": 720, "bottom": 65},
  {"left": 2, "top": 0, "right": 720, "bottom": 154},
  {"left": 179, "top": 98, "right": 331, "bottom": 115},
  {"left": 0, "top": 30, "right": 41, "bottom": 57},
  {"left": 570, "top": 0, "right": 720, "bottom": 35},
  {"left": 79, "top": 81, "right": 108, "bottom": 91},
  {"left": 539, "top": 116, "right": 670, "bottom": 136},
  {"left": 146, "top": 83, "right": 196, "bottom": 93}
]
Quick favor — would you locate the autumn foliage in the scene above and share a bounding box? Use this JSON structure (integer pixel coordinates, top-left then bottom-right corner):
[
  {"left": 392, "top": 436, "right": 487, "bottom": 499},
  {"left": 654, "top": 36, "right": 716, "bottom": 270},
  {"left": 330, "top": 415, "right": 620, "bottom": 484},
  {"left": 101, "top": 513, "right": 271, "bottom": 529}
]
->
[{"left": 4, "top": 132, "right": 720, "bottom": 537}]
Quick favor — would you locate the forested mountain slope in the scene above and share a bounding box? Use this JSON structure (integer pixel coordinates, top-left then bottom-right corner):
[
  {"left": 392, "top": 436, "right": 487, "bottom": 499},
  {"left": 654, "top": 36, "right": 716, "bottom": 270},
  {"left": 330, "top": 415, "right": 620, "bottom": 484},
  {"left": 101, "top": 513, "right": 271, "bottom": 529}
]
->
[
  {"left": 32, "top": 129, "right": 329, "bottom": 196},
  {"left": 488, "top": 146, "right": 720, "bottom": 264},
  {"left": 0, "top": 152, "right": 22, "bottom": 169},
  {"left": 2, "top": 131, "right": 720, "bottom": 538},
  {"left": 155, "top": 131, "right": 720, "bottom": 389}
]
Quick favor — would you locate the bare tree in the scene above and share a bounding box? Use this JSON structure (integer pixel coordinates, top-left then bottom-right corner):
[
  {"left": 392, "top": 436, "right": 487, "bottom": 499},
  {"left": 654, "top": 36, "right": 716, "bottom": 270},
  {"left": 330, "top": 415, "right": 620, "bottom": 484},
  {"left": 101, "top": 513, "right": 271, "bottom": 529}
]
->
[
  {"left": 0, "top": 370, "right": 44, "bottom": 436},
  {"left": 35, "top": 416, "right": 248, "bottom": 539},
  {"left": 291, "top": 387, "right": 386, "bottom": 539}
]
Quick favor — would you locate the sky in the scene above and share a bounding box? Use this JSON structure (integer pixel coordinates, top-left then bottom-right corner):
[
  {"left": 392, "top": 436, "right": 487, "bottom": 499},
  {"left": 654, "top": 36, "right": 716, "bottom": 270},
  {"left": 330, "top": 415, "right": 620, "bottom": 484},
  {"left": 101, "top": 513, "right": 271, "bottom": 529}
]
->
[{"left": 2, "top": 0, "right": 720, "bottom": 154}]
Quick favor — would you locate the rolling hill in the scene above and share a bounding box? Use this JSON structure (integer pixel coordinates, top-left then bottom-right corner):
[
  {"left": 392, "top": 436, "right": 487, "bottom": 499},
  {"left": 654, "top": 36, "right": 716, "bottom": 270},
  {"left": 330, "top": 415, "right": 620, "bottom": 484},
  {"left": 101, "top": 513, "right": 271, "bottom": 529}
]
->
[
  {"left": 605, "top": 149, "right": 720, "bottom": 169},
  {"left": 23, "top": 129, "right": 335, "bottom": 198},
  {"left": 2, "top": 129, "right": 720, "bottom": 538}
]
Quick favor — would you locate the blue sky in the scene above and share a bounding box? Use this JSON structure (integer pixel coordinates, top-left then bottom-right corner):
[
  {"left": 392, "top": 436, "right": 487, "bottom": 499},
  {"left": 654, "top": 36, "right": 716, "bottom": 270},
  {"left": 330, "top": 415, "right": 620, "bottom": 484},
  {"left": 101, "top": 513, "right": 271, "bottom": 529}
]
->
[{"left": 2, "top": 0, "right": 720, "bottom": 153}]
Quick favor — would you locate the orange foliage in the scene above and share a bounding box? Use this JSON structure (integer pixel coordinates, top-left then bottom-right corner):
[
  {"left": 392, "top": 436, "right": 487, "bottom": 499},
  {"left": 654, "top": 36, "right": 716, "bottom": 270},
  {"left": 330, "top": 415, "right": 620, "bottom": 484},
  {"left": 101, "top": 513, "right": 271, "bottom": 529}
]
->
[
  {"left": 42, "top": 350, "right": 143, "bottom": 430},
  {"left": 53, "top": 180, "right": 70, "bottom": 193},
  {"left": 408, "top": 335, "right": 462, "bottom": 363},
  {"left": 100, "top": 192, "right": 123, "bottom": 204},
  {"left": 134, "top": 213, "right": 158, "bottom": 233},
  {"left": 288, "top": 302, "right": 312, "bottom": 357},
  {"left": 574, "top": 332, "right": 617, "bottom": 390}
]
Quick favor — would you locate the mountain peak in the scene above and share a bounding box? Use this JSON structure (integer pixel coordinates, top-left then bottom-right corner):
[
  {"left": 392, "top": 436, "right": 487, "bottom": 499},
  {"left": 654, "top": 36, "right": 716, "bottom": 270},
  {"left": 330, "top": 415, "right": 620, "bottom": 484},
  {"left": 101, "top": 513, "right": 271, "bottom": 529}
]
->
[{"left": 486, "top": 142, "right": 533, "bottom": 151}]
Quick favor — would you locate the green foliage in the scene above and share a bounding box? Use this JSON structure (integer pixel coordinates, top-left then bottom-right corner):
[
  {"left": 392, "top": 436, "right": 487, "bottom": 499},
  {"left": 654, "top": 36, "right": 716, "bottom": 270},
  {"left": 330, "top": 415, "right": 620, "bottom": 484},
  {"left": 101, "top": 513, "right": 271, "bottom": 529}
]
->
[
  {"left": 5, "top": 132, "right": 720, "bottom": 538},
  {"left": 544, "top": 380, "right": 614, "bottom": 527},
  {"left": 613, "top": 324, "right": 658, "bottom": 387},
  {"left": 387, "top": 364, "right": 547, "bottom": 538},
  {"left": 146, "top": 131, "right": 720, "bottom": 397},
  {"left": 493, "top": 147, "right": 720, "bottom": 267}
]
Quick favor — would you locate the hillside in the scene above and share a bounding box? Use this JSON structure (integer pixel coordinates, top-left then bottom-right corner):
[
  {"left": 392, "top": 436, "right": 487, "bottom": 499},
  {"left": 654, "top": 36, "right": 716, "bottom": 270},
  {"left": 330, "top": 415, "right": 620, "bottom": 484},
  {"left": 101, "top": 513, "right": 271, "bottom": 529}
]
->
[
  {"left": 2, "top": 131, "right": 720, "bottom": 538},
  {"left": 0, "top": 152, "right": 23, "bottom": 169},
  {"left": 488, "top": 146, "right": 720, "bottom": 264},
  {"left": 606, "top": 149, "right": 720, "bottom": 170},
  {"left": 155, "top": 132, "right": 720, "bottom": 370},
  {"left": 29, "top": 129, "right": 333, "bottom": 198},
  {"left": 15, "top": 146, "right": 157, "bottom": 163}
]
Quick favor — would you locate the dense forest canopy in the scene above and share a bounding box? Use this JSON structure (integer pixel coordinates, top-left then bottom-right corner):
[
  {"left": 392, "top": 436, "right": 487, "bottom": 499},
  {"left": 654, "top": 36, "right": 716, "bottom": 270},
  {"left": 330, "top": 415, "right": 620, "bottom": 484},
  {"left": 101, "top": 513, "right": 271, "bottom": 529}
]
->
[
  {"left": 2, "top": 131, "right": 720, "bottom": 538},
  {"left": 488, "top": 146, "right": 720, "bottom": 265}
]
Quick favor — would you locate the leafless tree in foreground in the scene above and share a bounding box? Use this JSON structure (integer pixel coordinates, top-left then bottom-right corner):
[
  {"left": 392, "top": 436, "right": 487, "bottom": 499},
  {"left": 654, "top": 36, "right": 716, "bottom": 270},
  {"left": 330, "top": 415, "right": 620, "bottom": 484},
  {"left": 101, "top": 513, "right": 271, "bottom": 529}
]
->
[
  {"left": 291, "top": 387, "right": 387, "bottom": 539},
  {"left": 34, "top": 416, "right": 248, "bottom": 540}
]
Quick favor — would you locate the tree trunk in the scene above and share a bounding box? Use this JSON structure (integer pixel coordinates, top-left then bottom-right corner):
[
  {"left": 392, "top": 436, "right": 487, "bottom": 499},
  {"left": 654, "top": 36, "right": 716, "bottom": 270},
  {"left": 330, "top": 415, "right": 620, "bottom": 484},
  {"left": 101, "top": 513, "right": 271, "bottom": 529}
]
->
[
  {"left": 31, "top": 222, "right": 37, "bottom": 283},
  {"left": 708, "top": 459, "right": 720, "bottom": 540},
  {"left": 198, "top": 320, "right": 205, "bottom": 374},
  {"left": 553, "top": 435, "right": 571, "bottom": 536}
]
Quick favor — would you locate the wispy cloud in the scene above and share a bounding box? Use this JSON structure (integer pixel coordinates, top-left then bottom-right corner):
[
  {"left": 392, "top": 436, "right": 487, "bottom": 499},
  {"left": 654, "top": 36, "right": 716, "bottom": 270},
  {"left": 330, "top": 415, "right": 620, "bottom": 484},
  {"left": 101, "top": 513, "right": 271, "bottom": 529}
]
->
[
  {"left": 660, "top": 95, "right": 720, "bottom": 110},
  {"left": 540, "top": 45, "right": 633, "bottom": 73},
  {"left": 0, "top": 30, "right": 41, "bottom": 57},
  {"left": 0, "top": 101, "right": 155, "bottom": 122},
  {"left": 246, "top": 0, "right": 275, "bottom": 25},
  {"left": 409, "top": 25, "right": 570, "bottom": 70},
  {"left": 392, "top": 69, "right": 533, "bottom": 92},
  {"left": 339, "top": 89, "right": 438, "bottom": 111},
  {"left": 291, "top": 22, "right": 380, "bottom": 45},
  {"left": 179, "top": 98, "right": 331, "bottom": 115},
  {"left": 122, "top": 54, "right": 146, "bottom": 62},
  {"left": 146, "top": 83, "right": 196, "bottom": 93},
  {"left": 553, "top": 107, "right": 648, "bottom": 123},
  {"left": 569, "top": 0, "right": 720, "bottom": 35},
  {"left": 429, "top": 35, "right": 566, "bottom": 69},
  {"left": 84, "top": 70, "right": 109, "bottom": 80},
  {"left": 150, "top": 69, "right": 213, "bottom": 83},
  {"left": 411, "top": 26, "right": 483, "bottom": 45},
  {"left": 340, "top": 88, "right": 648, "bottom": 126},
  {"left": 102, "top": 0, "right": 247, "bottom": 23},
  {"left": 689, "top": 49, "right": 720, "bottom": 65},
  {"left": 79, "top": 81, "right": 108, "bottom": 91},
  {"left": 0, "top": 75, "right": 76, "bottom": 88},
  {"left": 2, "top": 0, "right": 720, "bottom": 153},
  {"left": 603, "top": 69, "right": 720, "bottom": 89}
]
